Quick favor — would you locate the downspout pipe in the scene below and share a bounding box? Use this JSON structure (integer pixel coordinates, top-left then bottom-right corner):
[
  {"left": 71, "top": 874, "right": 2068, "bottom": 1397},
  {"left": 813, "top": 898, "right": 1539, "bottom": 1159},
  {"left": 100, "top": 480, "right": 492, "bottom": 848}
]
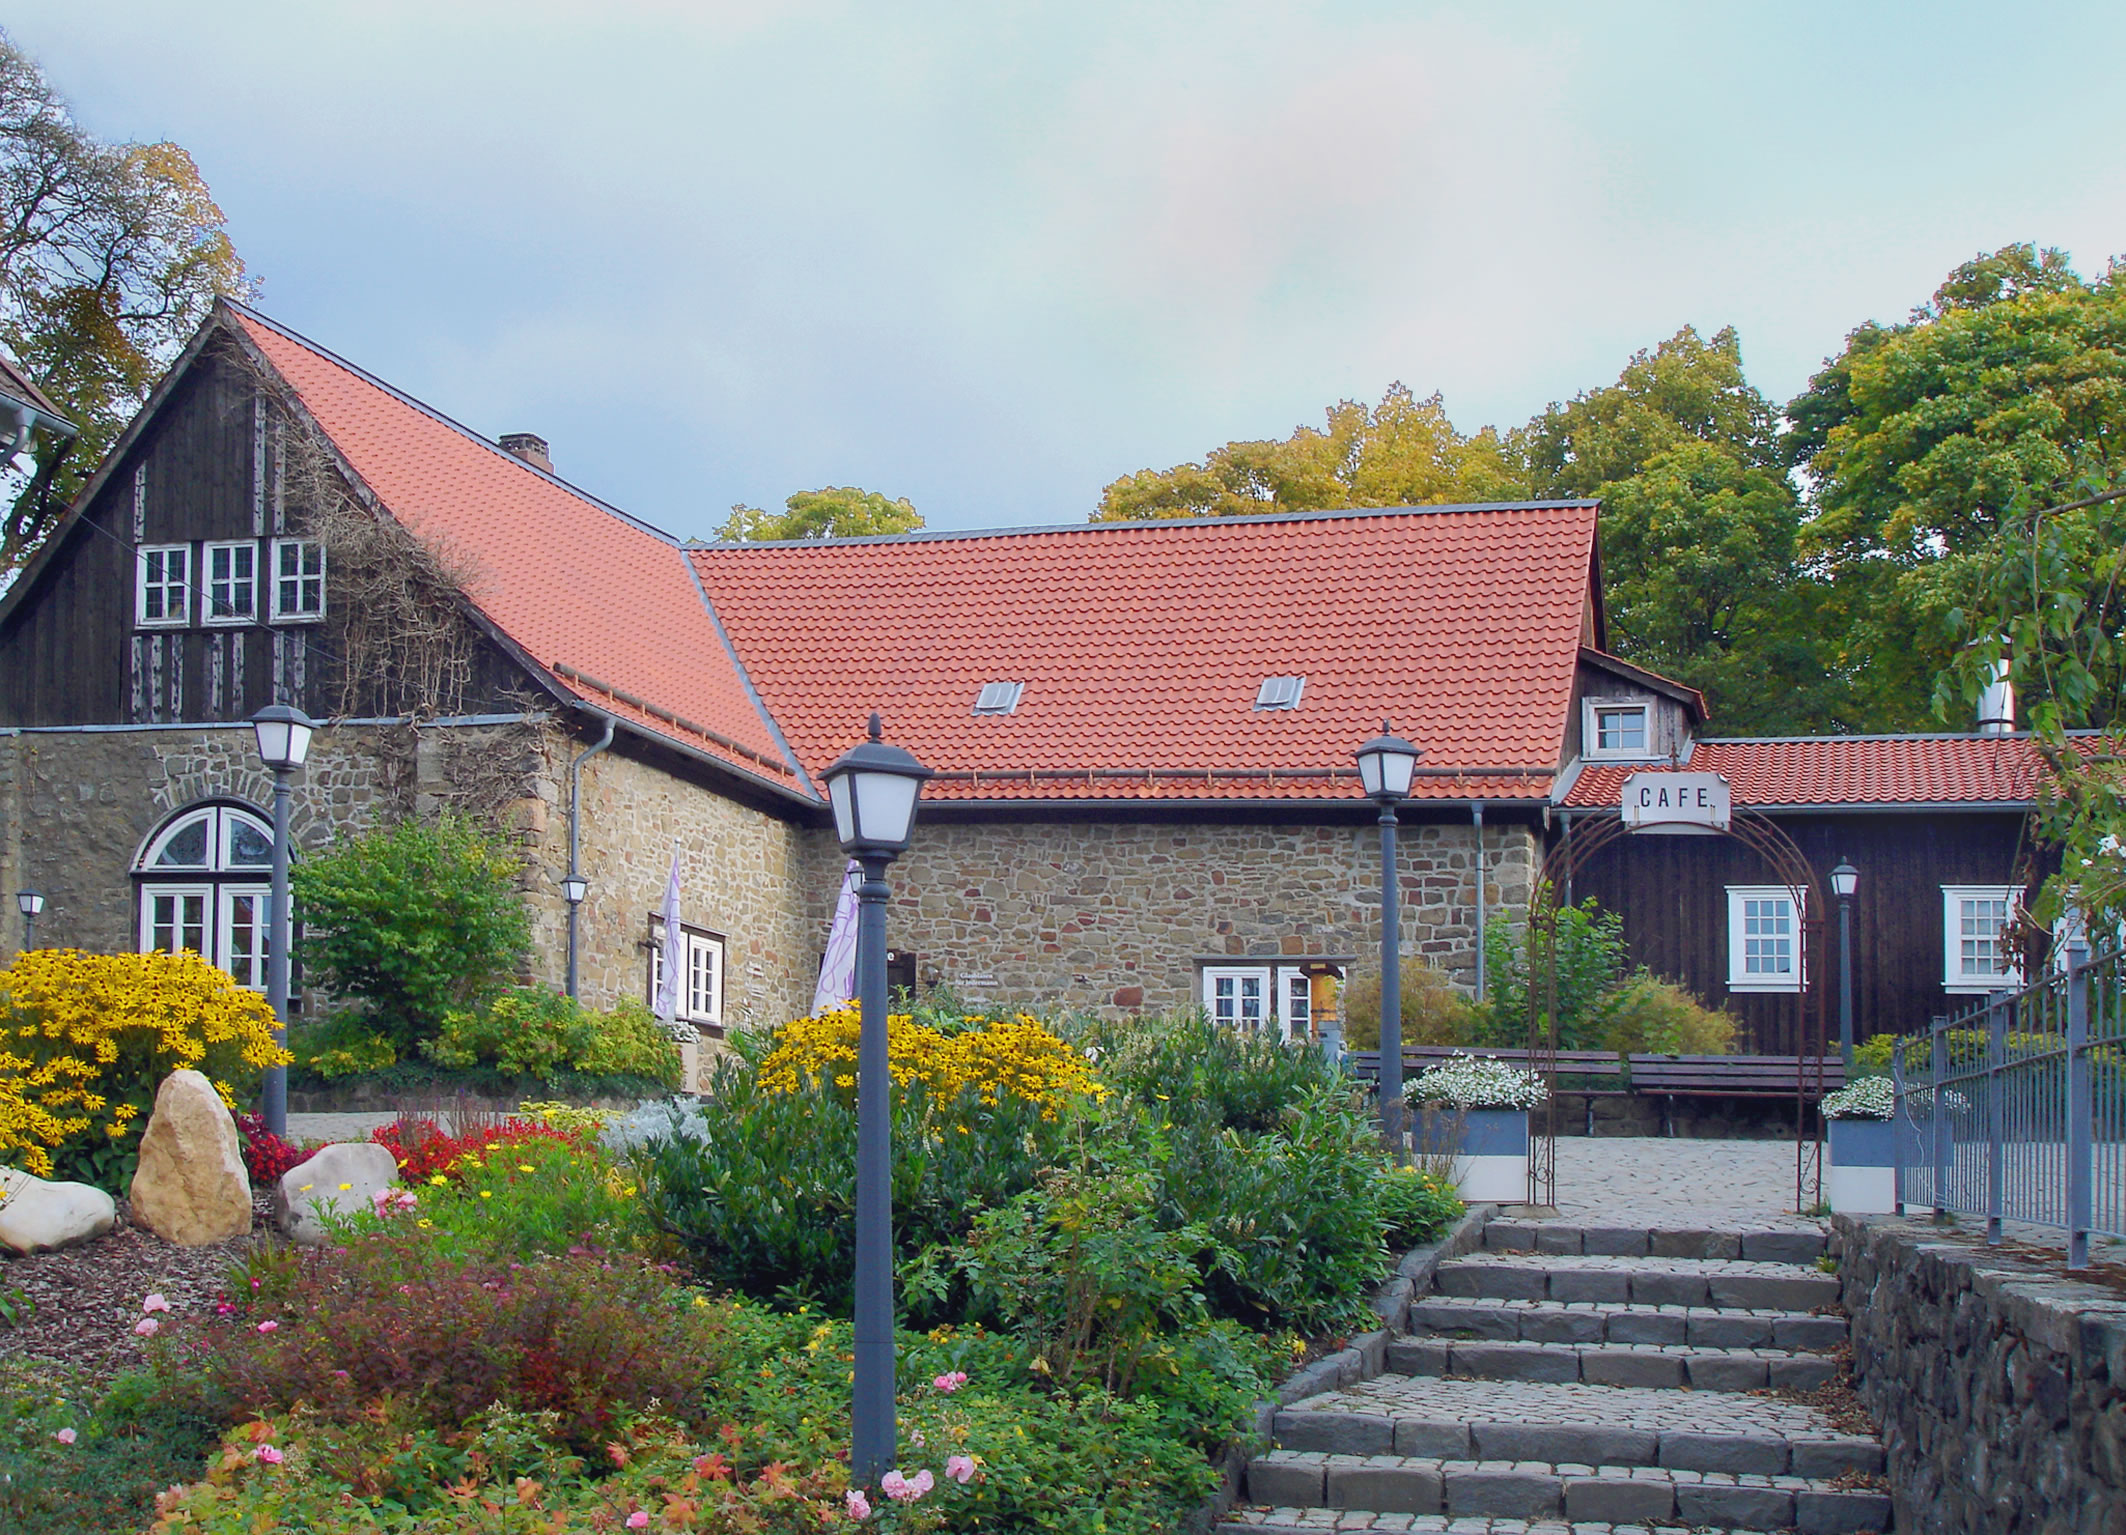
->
[
  {"left": 1472, "top": 801, "right": 1487, "bottom": 999},
  {"left": 565, "top": 714, "right": 616, "bottom": 1000}
]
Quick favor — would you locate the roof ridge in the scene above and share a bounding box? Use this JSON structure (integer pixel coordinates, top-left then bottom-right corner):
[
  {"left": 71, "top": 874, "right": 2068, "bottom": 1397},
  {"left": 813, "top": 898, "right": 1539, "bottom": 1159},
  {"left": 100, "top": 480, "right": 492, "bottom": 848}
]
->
[
  {"left": 226, "top": 301, "right": 681, "bottom": 547},
  {"left": 688, "top": 498, "right": 1600, "bottom": 551},
  {"left": 1698, "top": 732, "right": 2040, "bottom": 744}
]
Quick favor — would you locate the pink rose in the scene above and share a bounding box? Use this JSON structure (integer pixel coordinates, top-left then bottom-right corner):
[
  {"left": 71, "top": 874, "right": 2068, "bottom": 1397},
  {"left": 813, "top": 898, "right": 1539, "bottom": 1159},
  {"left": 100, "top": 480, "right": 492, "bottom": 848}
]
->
[
  {"left": 53, "top": 1427, "right": 76, "bottom": 1445},
  {"left": 626, "top": 1514, "right": 649, "bottom": 1530},
  {"left": 845, "top": 1489, "right": 871, "bottom": 1520},
  {"left": 256, "top": 1320, "right": 278, "bottom": 1334},
  {"left": 882, "top": 1469, "right": 931, "bottom": 1502},
  {"left": 132, "top": 1318, "right": 159, "bottom": 1337},
  {"left": 254, "top": 1445, "right": 284, "bottom": 1465},
  {"left": 932, "top": 1370, "right": 967, "bottom": 1393},
  {"left": 142, "top": 1293, "right": 170, "bottom": 1314},
  {"left": 946, "top": 1455, "right": 975, "bottom": 1484}
]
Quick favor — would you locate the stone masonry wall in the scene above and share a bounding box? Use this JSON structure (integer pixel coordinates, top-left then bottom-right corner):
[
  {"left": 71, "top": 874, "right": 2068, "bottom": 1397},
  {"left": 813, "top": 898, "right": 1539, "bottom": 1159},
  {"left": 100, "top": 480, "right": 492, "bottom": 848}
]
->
[
  {"left": 563, "top": 740, "right": 815, "bottom": 1029},
  {"left": 805, "top": 814, "right": 1539, "bottom": 1017},
  {"left": 1831, "top": 1214, "right": 2126, "bottom": 1534}
]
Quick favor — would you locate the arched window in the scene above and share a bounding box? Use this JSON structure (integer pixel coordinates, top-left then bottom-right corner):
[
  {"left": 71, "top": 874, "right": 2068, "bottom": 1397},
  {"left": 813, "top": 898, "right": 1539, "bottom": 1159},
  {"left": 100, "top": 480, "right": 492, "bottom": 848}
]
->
[{"left": 134, "top": 804, "right": 276, "bottom": 989}]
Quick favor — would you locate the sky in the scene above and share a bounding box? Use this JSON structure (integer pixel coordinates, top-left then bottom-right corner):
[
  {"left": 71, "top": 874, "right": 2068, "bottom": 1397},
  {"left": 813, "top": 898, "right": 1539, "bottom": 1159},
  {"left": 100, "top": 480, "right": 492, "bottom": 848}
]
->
[{"left": 16, "top": 3, "right": 2126, "bottom": 539}]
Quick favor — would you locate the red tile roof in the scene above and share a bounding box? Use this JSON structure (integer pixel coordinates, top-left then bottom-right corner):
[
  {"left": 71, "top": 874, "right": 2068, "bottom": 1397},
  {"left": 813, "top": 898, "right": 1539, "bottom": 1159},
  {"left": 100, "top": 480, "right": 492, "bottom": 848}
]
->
[
  {"left": 691, "top": 504, "right": 1599, "bottom": 802},
  {"left": 228, "top": 307, "right": 804, "bottom": 791},
  {"left": 1559, "top": 736, "right": 2045, "bottom": 810}
]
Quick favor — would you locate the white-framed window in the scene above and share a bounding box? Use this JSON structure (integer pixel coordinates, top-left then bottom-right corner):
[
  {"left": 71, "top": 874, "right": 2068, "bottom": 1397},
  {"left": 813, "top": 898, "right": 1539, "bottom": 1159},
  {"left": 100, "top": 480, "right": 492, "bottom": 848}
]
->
[
  {"left": 271, "top": 538, "right": 326, "bottom": 621},
  {"left": 203, "top": 541, "right": 258, "bottom": 625},
  {"left": 1944, "top": 886, "right": 2022, "bottom": 993},
  {"left": 1582, "top": 698, "right": 1652, "bottom": 759},
  {"left": 135, "top": 544, "right": 192, "bottom": 627},
  {"left": 1201, "top": 964, "right": 1323, "bottom": 1042},
  {"left": 135, "top": 804, "right": 278, "bottom": 988},
  {"left": 1726, "top": 885, "right": 1804, "bottom": 992},
  {"left": 648, "top": 918, "right": 726, "bottom": 1029}
]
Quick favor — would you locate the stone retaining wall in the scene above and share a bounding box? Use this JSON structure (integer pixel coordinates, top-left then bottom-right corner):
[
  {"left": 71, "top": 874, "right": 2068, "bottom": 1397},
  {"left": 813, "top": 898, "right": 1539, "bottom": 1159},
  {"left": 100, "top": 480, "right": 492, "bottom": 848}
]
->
[{"left": 1831, "top": 1214, "right": 2126, "bottom": 1534}]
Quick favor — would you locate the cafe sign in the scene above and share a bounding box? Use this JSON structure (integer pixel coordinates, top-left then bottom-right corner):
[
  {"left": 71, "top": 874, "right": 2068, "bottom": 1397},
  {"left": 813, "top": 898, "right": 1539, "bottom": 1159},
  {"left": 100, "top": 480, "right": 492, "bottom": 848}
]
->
[{"left": 1620, "top": 771, "right": 1732, "bottom": 831}]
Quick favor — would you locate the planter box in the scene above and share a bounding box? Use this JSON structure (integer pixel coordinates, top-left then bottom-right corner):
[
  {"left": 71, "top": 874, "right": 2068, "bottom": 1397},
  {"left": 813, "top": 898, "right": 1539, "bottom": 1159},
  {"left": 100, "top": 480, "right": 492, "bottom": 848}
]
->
[
  {"left": 1452, "top": 1108, "right": 1529, "bottom": 1203},
  {"left": 1828, "top": 1117, "right": 1897, "bottom": 1214}
]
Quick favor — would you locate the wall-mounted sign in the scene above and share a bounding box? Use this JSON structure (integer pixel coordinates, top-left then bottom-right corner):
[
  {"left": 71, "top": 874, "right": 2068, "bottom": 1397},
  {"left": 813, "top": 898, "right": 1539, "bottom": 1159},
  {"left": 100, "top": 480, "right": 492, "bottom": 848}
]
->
[{"left": 1621, "top": 770, "right": 1732, "bottom": 831}]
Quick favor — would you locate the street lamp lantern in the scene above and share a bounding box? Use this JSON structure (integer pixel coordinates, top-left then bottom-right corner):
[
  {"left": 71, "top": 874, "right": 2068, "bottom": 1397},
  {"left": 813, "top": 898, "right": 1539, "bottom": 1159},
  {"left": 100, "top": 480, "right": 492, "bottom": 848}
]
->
[
  {"left": 561, "top": 875, "right": 589, "bottom": 906},
  {"left": 15, "top": 889, "right": 43, "bottom": 951},
  {"left": 1355, "top": 722, "right": 1421, "bottom": 1160},
  {"left": 824, "top": 714, "right": 933, "bottom": 856},
  {"left": 822, "top": 713, "right": 931, "bottom": 1490},
  {"left": 1832, "top": 859, "right": 1859, "bottom": 1070},
  {"left": 1356, "top": 725, "right": 1421, "bottom": 801},
  {"left": 250, "top": 703, "right": 315, "bottom": 1138},
  {"left": 250, "top": 703, "right": 315, "bottom": 771}
]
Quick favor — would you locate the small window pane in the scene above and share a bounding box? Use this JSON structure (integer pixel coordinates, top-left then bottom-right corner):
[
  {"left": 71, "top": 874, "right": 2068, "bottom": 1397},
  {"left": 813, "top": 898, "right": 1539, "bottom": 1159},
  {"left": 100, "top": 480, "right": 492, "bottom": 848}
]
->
[
  {"left": 227, "top": 817, "right": 274, "bottom": 867},
  {"left": 1743, "top": 896, "right": 1794, "bottom": 976},
  {"left": 1597, "top": 707, "right": 1646, "bottom": 753},
  {"left": 153, "top": 817, "right": 212, "bottom": 867},
  {"left": 148, "top": 891, "right": 208, "bottom": 955},
  {"left": 973, "top": 681, "right": 1024, "bottom": 715},
  {"left": 1959, "top": 897, "right": 2009, "bottom": 978},
  {"left": 206, "top": 543, "right": 256, "bottom": 621},
  {"left": 138, "top": 545, "right": 191, "bottom": 625},
  {"left": 274, "top": 539, "right": 326, "bottom": 619},
  {"left": 223, "top": 890, "right": 269, "bottom": 989},
  {"left": 1255, "top": 676, "right": 1305, "bottom": 710}
]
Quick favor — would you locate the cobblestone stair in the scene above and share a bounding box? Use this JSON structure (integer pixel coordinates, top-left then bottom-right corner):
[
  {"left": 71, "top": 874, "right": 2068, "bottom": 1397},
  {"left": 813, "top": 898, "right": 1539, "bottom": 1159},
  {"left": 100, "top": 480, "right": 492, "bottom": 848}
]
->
[{"left": 1222, "top": 1219, "right": 1893, "bottom": 1535}]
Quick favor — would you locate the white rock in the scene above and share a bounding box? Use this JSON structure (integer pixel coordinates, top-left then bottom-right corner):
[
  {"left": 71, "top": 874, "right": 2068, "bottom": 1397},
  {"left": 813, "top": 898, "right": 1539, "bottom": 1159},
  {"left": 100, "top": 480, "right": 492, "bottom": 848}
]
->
[
  {"left": 0, "top": 1167, "right": 117, "bottom": 1255},
  {"left": 275, "top": 1142, "right": 402, "bottom": 1245},
  {"left": 129, "top": 1070, "right": 253, "bottom": 1246}
]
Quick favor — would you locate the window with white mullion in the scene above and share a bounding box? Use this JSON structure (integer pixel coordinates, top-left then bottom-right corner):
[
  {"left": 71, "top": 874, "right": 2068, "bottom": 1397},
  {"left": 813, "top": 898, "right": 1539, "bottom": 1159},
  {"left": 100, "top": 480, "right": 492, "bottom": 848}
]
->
[
  {"left": 1943, "top": 885, "right": 2022, "bottom": 992},
  {"left": 1726, "top": 885, "right": 1805, "bottom": 992},
  {"left": 648, "top": 918, "right": 727, "bottom": 1028},
  {"left": 135, "top": 544, "right": 193, "bottom": 627},
  {"left": 271, "top": 538, "right": 326, "bottom": 621},
  {"left": 203, "top": 541, "right": 258, "bottom": 625}
]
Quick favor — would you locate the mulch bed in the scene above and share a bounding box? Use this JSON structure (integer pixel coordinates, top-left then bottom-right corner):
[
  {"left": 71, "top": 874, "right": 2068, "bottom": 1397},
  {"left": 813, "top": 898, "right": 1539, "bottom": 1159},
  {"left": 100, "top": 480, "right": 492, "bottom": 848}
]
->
[{"left": 0, "top": 1194, "right": 277, "bottom": 1385}]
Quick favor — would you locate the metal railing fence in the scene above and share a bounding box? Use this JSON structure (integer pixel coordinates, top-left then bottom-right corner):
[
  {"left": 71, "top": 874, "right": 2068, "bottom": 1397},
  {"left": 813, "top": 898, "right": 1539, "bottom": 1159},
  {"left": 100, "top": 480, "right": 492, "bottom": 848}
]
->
[{"left": 1894, "top": 941, "right": 2125, "bottom": 1268}]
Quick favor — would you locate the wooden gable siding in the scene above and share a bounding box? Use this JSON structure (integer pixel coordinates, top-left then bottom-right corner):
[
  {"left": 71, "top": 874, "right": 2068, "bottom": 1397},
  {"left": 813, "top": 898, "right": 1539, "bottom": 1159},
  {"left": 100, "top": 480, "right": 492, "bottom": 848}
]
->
[
  {"left": 0, "top": 342, "right": 536, "bottom": 729},
  {"left": 1564, "top": 810, "right": 2035, "bottom": 1056}
]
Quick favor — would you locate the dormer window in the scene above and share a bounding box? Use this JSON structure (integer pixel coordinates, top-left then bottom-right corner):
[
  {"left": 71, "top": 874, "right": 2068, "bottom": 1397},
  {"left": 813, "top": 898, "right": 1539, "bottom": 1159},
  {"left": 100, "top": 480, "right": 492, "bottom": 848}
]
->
[
  {"left": 973, "top": 681, "right": 1024, "bottom": 716},
  {"left": 1583, "top": 698, "right": 1651, "bottom": 759},
  {"left": 1255, "top": 675, "right": 1305, "bottom": 711}
]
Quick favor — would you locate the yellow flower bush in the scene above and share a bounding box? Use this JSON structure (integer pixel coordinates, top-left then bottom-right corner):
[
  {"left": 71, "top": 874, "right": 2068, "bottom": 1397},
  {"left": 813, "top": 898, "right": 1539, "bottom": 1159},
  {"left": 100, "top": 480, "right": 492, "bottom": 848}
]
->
[
  {"left": 0, "top": 949, "right": 291, "bottom": 1184},
  {"left": 757, "top": 1005, "right": 1104, "bottom": 1116}
]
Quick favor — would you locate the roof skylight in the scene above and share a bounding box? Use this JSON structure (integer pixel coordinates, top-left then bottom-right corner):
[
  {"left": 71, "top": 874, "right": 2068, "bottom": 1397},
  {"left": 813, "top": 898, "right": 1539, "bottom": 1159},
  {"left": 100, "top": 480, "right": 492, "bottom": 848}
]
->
[
  {"left": 973, "top": 681, "right": 1025, "bottom": 716},
  {"left": 1254, "top": 675, "right": 1306, "bottom": 711}
]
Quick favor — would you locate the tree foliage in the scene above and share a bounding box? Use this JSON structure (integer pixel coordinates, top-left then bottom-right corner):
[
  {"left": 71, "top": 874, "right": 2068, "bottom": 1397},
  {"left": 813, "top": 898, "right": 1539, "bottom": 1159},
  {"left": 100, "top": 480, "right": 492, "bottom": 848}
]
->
[
  {"left": 1795, "top": 244, "right": 2126, "bottom": 729},
  {"left": 290, "top": 814, "right": 531, "bottom": 1052},
  {"left": 0, "top": 30, "right": 246, "bottom": 578},
  {"left": 1093, "top": 383, "right": 1525, "bottom": 522},
  {"left": 716, "top": 485, "right": 923, "bottom": 541}
]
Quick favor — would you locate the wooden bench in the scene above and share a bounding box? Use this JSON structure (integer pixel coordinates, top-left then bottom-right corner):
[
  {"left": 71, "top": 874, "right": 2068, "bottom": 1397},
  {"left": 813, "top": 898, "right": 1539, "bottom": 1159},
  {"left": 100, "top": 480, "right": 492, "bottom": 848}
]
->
[
  {"left": 1625, "top": 1053, "right": 1848, "bottom": 1136},
  {"left": 1344, "top": 1046, "right": 1628, "bottom": 1134}
]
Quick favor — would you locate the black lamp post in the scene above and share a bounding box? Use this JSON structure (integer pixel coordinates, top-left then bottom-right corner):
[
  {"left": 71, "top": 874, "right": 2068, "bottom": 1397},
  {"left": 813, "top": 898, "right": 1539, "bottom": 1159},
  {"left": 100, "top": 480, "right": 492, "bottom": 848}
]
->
[
  {"left": 251, "top": 703, "right": 315, "bottom": 1138},
  {"left": 561, "top": 876, "right": 589, "bottom": 1000},
  {"left": 1356, "top": 723, "right": 1420, "bottom": 1159},
  {"left": 1831, "top": 859, "right": 1859, "bottom": 1070},
  {"left": 822, "top": 713, "right": 932, "bottom": 1490},
  {"left": 15, "top": 889, "right": 43, "bottom": 951}
]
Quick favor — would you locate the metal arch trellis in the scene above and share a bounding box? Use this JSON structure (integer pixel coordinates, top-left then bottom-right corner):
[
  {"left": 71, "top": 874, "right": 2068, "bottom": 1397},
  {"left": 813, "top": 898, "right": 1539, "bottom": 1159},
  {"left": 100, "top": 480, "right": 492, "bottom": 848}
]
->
[{"left": 1526, "top": 809, "right": 1832, "bottom": 1214}]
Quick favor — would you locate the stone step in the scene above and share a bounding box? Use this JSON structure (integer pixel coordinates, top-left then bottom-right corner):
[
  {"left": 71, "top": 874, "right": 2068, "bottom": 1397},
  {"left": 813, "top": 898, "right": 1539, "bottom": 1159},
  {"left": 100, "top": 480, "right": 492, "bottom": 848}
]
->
[
  {"left": 1481, "top": 1220, "right": 1828, "bottom": 1263},
  {"left": 1385, "top": 1334, "right": 1840, "bottom": 1391},
  {"left": 1408, "top": 1291, "right": 1849, "bottom": 1350},
  {"left": 1242, "top": 1451, "right": 1892, "bottom": 1532},
  {"left": 1434, "top": 1252, "right": 1841, "bottom": 1310},
  {"left": 1270, "top": 1375, "right": 1883, "bottom": 1475},
  {"left": 1222, "top": 1514, "right": 1783, "bottom": 1534}
]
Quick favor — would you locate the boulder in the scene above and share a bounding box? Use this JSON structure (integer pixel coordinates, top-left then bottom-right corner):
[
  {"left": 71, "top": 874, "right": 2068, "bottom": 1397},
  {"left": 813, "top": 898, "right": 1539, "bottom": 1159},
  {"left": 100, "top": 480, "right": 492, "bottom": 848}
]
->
[
  {"left": 128, "top": 1070, "right": 253, "bottom": 1246},
  {"left": 0, "top": 1167, "right": 116, "bottom": 1254},
  {"left": 275, "top": 1142, "right": 401, "bottom": 1245}
]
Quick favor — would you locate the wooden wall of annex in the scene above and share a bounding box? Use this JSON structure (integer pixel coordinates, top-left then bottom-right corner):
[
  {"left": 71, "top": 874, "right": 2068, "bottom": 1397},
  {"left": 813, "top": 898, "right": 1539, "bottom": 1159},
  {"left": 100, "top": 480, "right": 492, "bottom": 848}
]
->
[{"left": 1567, "top": 810, "right": 2035, "bottom": 1055}]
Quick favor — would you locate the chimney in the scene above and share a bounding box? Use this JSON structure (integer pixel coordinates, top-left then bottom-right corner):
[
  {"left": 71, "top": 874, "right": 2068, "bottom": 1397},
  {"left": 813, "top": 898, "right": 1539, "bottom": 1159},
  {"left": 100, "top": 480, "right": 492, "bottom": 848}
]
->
[
  {"left": 499, "top": 433, "right": 551, "bottom": 472},
  {"left": 1977, "top": 655, "right": 2015, "bottom": 735}
]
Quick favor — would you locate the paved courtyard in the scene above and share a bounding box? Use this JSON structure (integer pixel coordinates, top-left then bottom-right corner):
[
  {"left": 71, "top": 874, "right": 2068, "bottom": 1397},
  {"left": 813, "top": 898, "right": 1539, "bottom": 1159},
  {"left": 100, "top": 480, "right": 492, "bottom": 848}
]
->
[{"left": 1548, "top": 1136, "right": 1820, "bottom": 1229}]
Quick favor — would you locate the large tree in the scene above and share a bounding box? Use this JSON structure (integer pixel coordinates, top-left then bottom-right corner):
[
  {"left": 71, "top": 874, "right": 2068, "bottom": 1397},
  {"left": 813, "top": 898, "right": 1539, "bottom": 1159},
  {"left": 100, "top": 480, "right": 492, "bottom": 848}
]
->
[
  {"left": 716, "top": 485, "right": 923, "bottom": 541},
  {"left": 1092, "top": 383, "right": 1526, "bottom": 521},
  {"left": 1791, "top": 244, "right": 2126, "bottom": 731},
  {"left": 0, "top": 30, "right": 246, "bottom": 581},
  {"left": 1524, "top": 327, "right": 1829, "bottom": 732}
]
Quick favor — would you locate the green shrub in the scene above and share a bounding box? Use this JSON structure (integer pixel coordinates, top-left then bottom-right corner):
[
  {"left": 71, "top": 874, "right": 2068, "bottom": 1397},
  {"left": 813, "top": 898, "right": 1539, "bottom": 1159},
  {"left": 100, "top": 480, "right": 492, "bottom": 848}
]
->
[
  {"left": 421, "top": 987, "right": 681, "bottom": 1088},
  {"left": 1076, "top": 1010, "right": 1342, "bottom": 1134},
  {"left": 0, "top": 1361, "right": 218, "bottom": 1533},
  {"left": 291, "top": 812, "right": 531, "bottom": 1053},
  {"left": 1377, "top": 1164, "right": 1463, "bottom": 1249},
  {"left": 285, "top": 1011, "right": 396, "bottom": 1080},
  {"left": 1484, "top": 889, "right": 1628, "bottom": 1049},
  {"left": 1339, "top": 958, "right": 1483, "bottom": 1050},
  {"left": 1602, "top": 973, "right": 1740, "bottom": 1055}
]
